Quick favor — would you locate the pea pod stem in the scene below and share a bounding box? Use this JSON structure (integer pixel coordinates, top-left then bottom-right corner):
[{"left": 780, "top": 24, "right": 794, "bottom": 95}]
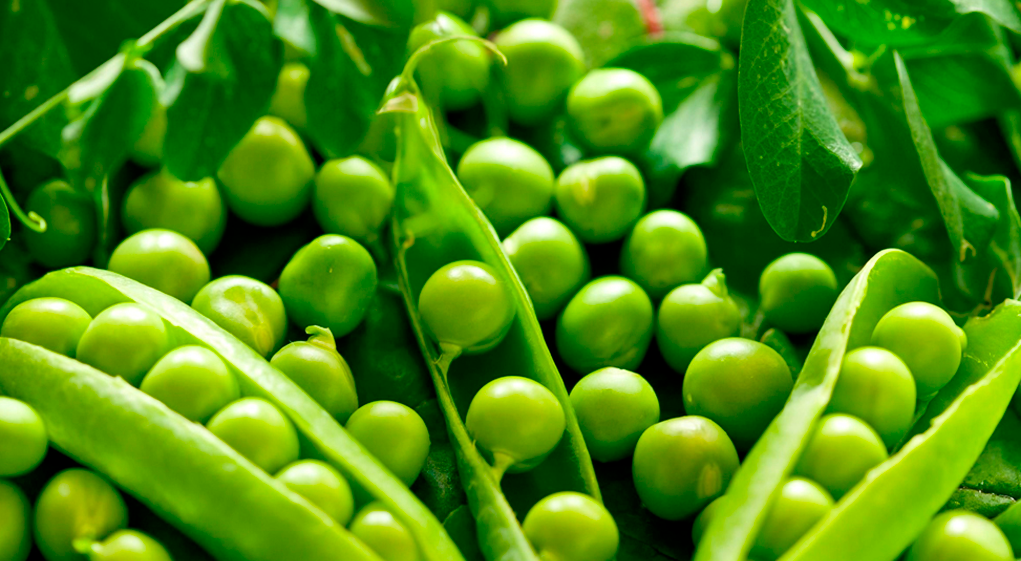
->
[{"left": 490, "top": 452, "right": 515, "bottom": 483}]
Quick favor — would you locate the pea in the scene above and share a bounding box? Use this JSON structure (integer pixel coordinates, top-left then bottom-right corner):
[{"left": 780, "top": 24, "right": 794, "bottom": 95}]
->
[
  {"left": 683, "top": 338, "right": 792, "bottom": 451},
  {"left": 216, "top": 116, "right": 314, "bottom": 227},
  {"left": 795, "top": 413, "right": 888, "bottom": 499},
  {"left": 502, "top": 217, "right": 590, "bottom": 320},
  {"left": 0, "top": 480, "right": 31, "bottom": 561},
  {"left": 349, "top": 503, "right": 421, "bottom": 561},
  {"left": 206, "top": 397, "right": 301, "bottom": 474},
  {"left": 487, "top": 0, "right": 556, "bottom": 25},
  {"left": 569, "top": 367, "right": 660, "bottom": 462},
  {"left": 121, "top": 170, "right": 226, "bottom": 255},
  {"left": 407, "top": 11, "right": 490, "bottom": 110},
  {"left": 692, "top": 495, "right": 726, "bottom": 545},
  {"left": 276, "top": 460, "right": 355, "bottom": 526},
  {"left": 269, "top": 62, "right": 310, "bottom": 130},
  {"left": 84, "top": 530, "right": 172, "bottom": 561},
  {"left": 76, "top": 303, "right": 173, "bottom": 386},
  {"left": 191, "top": 275, "right": 287, "bottom": 358},
  {"left": 1, "top": 297, "right": 92, "bottom": 357},
  {"left": 494, "top": 19, "right": 586, "bottom": 125},
  {"left": 566, "top": 68, "right": 663, "bottom": 155},
  {"left": 313, "top": 156, "right": 394, "bottom": 245},
  {"left": 465, "top": 376, "right": 566, "bottom": 475},
  {"left": 457, "top": 137, "right": 555, "bottom": 237},
  {"left": 270, "top": 327, "right": 358, "bottom": 423},
  {"left": 621, "top": 210, "right": 707, "bottom": 300},
  {"left": 0, "top": 397, "right": 48, "bottom": 477},
  {"left": 107, "top": 229, "right": 211, "bottom": 303},
  {"left": 827, "top": 346, "right": 916, "bottom": 448},
  {"left": 632, "top": 416, "right": 739, "bottom": 521},
  {"left": 656, "top": 271, "right": 741, "bottom": 372},
  {"left": 34, "top": 469, "right": 128, "bottom": 561},
  {"left": 522, "top": 491, "right": 619, "bottom": 561},
  {"left": 556, "top": 276, "right": 654, "bottom": 373},
  {"left": 752, "top": 477, "right": 834, "bottom": 560},
  {"left": 345, "top": 401, "right": 431, "bottom": 486},
  {"left": 758, "top": 253, "right": 839, "bottom": 334},
  {"left": 131, "top": 99, "right": 166, "bottom": 167},
  {"left": 23, "top": 180, "right": 97, "bottom": 269},
  {"left": 278, "top": 234, "right": 378, "bottom": 338},
  {"left": 906, "top": 510, "right": 1013, "bottom": 561},
  {"left": 554, "top": 157, "right": 646, "bottom": 244},
  {"left": 418, "top": 260, "right": 515, "bottom": 355},
  {"left": 140, "top": 345, "right": 240, "bottom": 423},
  {"left": 871, "top": 301, "right": 966, "bottom": 398}
]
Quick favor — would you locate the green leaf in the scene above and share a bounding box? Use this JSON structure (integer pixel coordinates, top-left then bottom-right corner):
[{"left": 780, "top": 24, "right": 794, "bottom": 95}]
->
[
  {"left": 965, "top": 174, "right": 1021, "bottom": 299},
  {"left": 738, "top": 0, "right": 862, "bottom": 242},
  {"left": 552, "top": 0, "right": 646, "bottom": 67},
  {"left": 313, "top": 0, "right": 417, "bottom": 28}
]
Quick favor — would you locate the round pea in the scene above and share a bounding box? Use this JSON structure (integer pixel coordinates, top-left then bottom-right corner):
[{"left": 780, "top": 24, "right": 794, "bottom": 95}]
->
[
  {"left": 632, "top": 416, "right": 739, "bottom": 521},
  {"left": 502, "top": 217, "right": 590, "bottom": 320},
  {"left": 216, "top": 116, "right": 314, "bottom": 227},
  {"left": 569, "top": 367, "right": 660, "bottom": 462},
  {"left": 418, "top": 260, "right": 515, "bottom": 355},
  {"left": 692, "top": 495, "right": 726, "bottom": 545},
  {"left": 23, "top": 180, "right": 96, "bottom": 269},
  {"left": 556, "top": 276, "right": 654, "bottom": 373},
  {"left": 345, "top": 401, "right": 431, "bottom": 486},
  {"left": 752, "top": 477, "right": 834, "bottom": 560},
  {"left": 494, "top": 19, "right": 586, "bottom": 125},
  {"left": 1, "top": 297, "right": 92, "bottom": 357},
  {"left": 140, "top": 345, "right": 239, "bottom": 423},
  {"left": 457, "top": 137, "right": 555, "bottom": 236},
  {"left": 621, "top": 210, "right": 707, "bottom": 299},
  {"left": 121, "top": 170, "right": 226, "bottom": 255},
  {"left": 683, "top": 338, "right": 792, "bottom": 451},
  {"left": 567, "top": 68, "right": 664, "bottom": 155},
  {"left": 795, "top": 413, "right": 888, "bottom": 499},
  {"left": 108, "top": 229, "right": 211, "bottom": 303},
  {"left": 907, "top": 510, "right": 1013, "bottom": 561},
  {"left": 407, "top": 11, "right": 490, "bottom": 110},
  {"left": 85, "top": 530, "right": 172, "bottom": 561},
  {"left": 76, "top": 303, "right": 172, "bottom": 386},
  {"left": 270, "top": 327, "right": 358, "bottom": 423},
  {"left": 488, "top": 0, "right": 556, "bottom": 25},
  {"left": 827, "top": 346, "right": 916, "bottom": 448},
  {"left": 206, "top": 397, "right": 300, "bottom": 474},
  {"left": 466, "top": 376, "right": 566, "bottom": 473},
  {"left": 131, "top": 99, "right": 166, "bottom": 166},
  {"left": 0, "top": 480, "right": 31, "bottom": 561},
  {"left": 0, "top": 397, "right": 48, "bottom": 477},
  {"left": 269, "top": 62, "right": 310, "bottom": 130},
  {"left": 313, "top": 156, "right": 394, "bottom": 245},
  {"left": 522, "top": 491, "right": 619, "bottom": 561},
  {"left": 349, "top": 503, "right": 420, "bottom": 561},
  {"left": 34, "top": 469, "right": 128, "bottom": 561},
  {"left": 191, "top": 275, "right": 287, "bottom": 358},
  {"left": 278, "top": 234, "right": 378, "bottom": 338},
  {"left": 276, "top": 460, "right": 355, "bottom": 526},
  {"left": 759, "top": 253, "right": 839, "bottom": 334},
  {"left": 871, "top": 301, "right": 966, "bottom": 398},
  {"left": 554, "top": 157, "right": 646, "bottom": 244},
  {"left": 656, "top": 272, "right": 742, "bottom": 373}
]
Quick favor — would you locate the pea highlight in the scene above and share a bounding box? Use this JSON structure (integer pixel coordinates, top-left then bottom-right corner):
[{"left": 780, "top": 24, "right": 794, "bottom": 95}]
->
[
  {"left": 1, "top": 297, "right": 92, "bottom": 357},
  {"left": 140, "top": 345, "right": 240, "bottom": 424},
  {"left": 554, "top": 156, "right": 646, "bottom": 244},
  {"left": 345, "top": 401, "right": 431, "bottom": 487},
  {"left": 84, "top": 530, "right": 172, "bottom": 561},
  {"left": 795, "top": 413, "right": 889, "bottom": 499},
  {"left": 313, "top": 156, "right": 394, "bottom": 245},
  {"left": 270, "top": 326, "right": 359, "bottom": 423},
  {"left": 556, "top": 276, "right": 654, "bottom": 373},
  {"left": 569, "top": 367, "right": 660, "bottom": 462},
  {"left": 418, "top": 260, "right": 516, "bottom": 355},
  {"left": 871, "top": 301, "right": 966, "bottom": 398},
  {"left": 827, "top": 346, "right": 916, "bottom": 448},
  {"left": 107, "top": 229, "right": 211, "bottom": 303},
  {"left": 34, "top": 469, "right": 128, "bottom": 561},
  {"left": 0, "top": 397, "right": 48, "bottom": 477},
  {"left": 76, "top": 303, "right": 172, "bottom": 386},
  {"left": 621, "top": 210, "right": 708, "bottom": 300},
  {"left": 121, "top": 170, "right": 226, "bottom": 255},
  {"left": 206, "top": 397, "right": 301, "bottom": 474},
  {"left": 407, "top": 11, "right": 490, "bottom": 110},
  {"left": 502, "top": 217, "right": 590, "bottom": 320},
  {"left": 23, "top": 180, "right": 96, "bottom": 269},
  {"left": 759, "top": 253, "right": 839, "bottom": 334},
  {"left": 191, "top": 275, "right": 287, "bottom": 358},
  {"left": 349, "top": 503, "right": 421, "bottom": 561},
  {"left": 656, "top": 270, "right": 742, "bottom": 372},
  {"left": 0, "top": 480, "right": 30, "bottom": 561},
  {"left": 276, "top": 460, "right": 355, "bottom": 526},
  {"left": 567, "top": 68, "right": 663, "bottom": 155},
  {"left": 906, "top": 510, "right": 1013, "bottom": 561},
  {"left": 522, "top": 491, "right": 619, "bottom": 561}
]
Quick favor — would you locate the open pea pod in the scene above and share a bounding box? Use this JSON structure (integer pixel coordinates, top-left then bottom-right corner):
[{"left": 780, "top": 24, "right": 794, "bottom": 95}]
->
[
  {"left": 0, "top": 268, "right": 465, "bottom": 561},
  {"left": 381, "top": 50, "right": 601, "bottom": 561}
]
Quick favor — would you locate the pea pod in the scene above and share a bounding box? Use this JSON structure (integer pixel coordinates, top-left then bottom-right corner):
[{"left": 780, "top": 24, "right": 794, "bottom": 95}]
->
[{"left": 0, "top": 268, "right": 465, "bottom": 561}]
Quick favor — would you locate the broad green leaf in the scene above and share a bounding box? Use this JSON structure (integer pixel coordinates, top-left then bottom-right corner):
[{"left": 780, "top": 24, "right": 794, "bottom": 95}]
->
[
  {"left": 965, "top": 174, "right": 1021, "bottom": 298},
  {"left": 738, "top": 0, "right": 862, "bottom": 242},
  {"left": 553, "top": 0, "right": 646, "bottom": 67},
  {"left": 314, "top": 0, "right": 418, "bottom": 28},
  {"left": 275, "top": 0, "right": 316, "bottom": 56}
]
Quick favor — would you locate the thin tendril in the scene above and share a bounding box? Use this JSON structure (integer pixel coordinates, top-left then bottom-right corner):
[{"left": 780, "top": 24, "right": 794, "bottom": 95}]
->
[{"left": 0, "top": 168, "right": 45, "bottom": 233}]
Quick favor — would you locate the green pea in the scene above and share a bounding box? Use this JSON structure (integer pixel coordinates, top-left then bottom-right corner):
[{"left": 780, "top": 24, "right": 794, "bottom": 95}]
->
[
  {"left": 140, "top": 345, "right": 240, "bottom": 423},
  {"left": 107, "top": 229, "right": 210, "bottom": 303},
  {"left": 313, "top": 157, "right": 394, "bottom": 245},
  {"left": 121, "top": 169, "right": 226, "bottom": 255},
  {"left": 407, "top": 11, "right": 490, "bottom": 110},
  {"left": 494, "top": 19, "right": 586, "bottom": 125},
  {"left": 759, "top": 253, "right": 839, "bottom": 334},
  {"left": 522, "top": 491, "right": 619, "bottom": 561},
  {"left": 466, "top": 376, "right": 566, "bottom": 475},
  {"left": 0, "top": 397, "right": 48, "bottom": 477},
  {"left": 502, "top": 217, "right": 590, "bottom": 320},
  {"left": 130, "top": 99, "right": 166, "bottom": 167},
  {"left": 345, "top": 401, "right": 431, "bottom": 486},
  {"left": 457, "top": 137, "right": 555, "bottom": 237},
  {"left": 632, "top": 416, "right": 739, "bottom": 521},
  {"left": 349, "top": 503, "right": 421, "bottom": 561},
  {"left": 23, "top": 180, "right": 97, "bottom": 269},
  {"left": 276, "top": 460, "right": 355, "bottom": 526},
  {"left": 752, "top": 477, "right": 834, "bottom": 561},
  {"left": 656, "top": 271, "right": 741, "bottom": 373},
  {"left": 191, "top": 275, "right": 287, "bottom": 358},
  {"left": 827, "top": 346, "right": 916, "bottom": 448},
  {"left": 795, "top": 413, "right": 888, "bottom": 499},
  {"left": 206, "top": 397, "right": 301, "bottom": 474},
  {"left": 270, "top": 327, "right": 358, "bottom": 423},
  {"left": 621, "top": 210, "right": 707, "bottom": 300},
  {"left": 907, "top": 510, "right": 1013, "bottom": 561},
  {"left": 278, "top": 234, "right": 378, "bottom": 338},
  {"left": 871, "top": 301, "right": 965, "bottom": 398},
  {"left": 554, "top": 157, "right": 646, "bottom": 244},
  {"left": 569, "top": 367, "right": 660, "bottom": 462},
  {"left": 487, "top": 0, "right": 556, "bottom": 25},
  {"left": 0, "top": 480, "right": 31, "bottom": 561},
  {"left": 216, "top": 116, "right": 314, "bottom": 227},
  {"left": 1, "top": 297, "right": 92, "bottom": 357},
  {"left": 84, "top": 530, "right": 172, "bottom": 561},
  {"left": 417, "top": 260, "right": 515, "bottom": 355},
  {"left": 692, "top": 495, "right": 727, "bottom": 545},
  {"left": 269, "top": 62, "right": 310, "bottom": 130},
  {"left": 34, "top": 469, "right": 128, "bottom": 561},
  {"left": 567, "top": 68, "right": 664, "bottom": 155},
  {"left": 556, "top": 276, "right": 654, "bottom": 373},
  {"left": 76, "top": 303, "right": 172, "bottom": 386}
]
